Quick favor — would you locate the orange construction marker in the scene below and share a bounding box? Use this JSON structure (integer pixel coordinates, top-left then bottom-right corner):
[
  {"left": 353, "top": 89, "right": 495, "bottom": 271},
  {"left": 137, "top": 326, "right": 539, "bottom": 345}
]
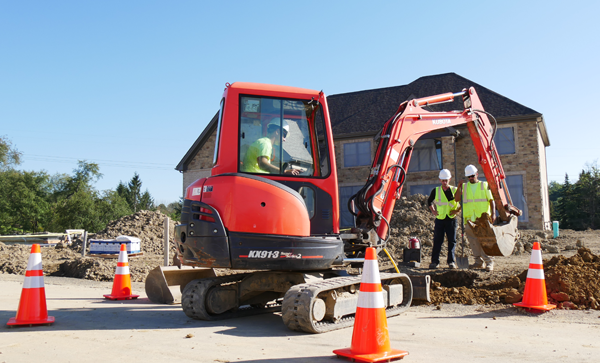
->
[
  {"left": 334, "top": 247, "right": 408, "bottom": 362},
  {"left": 7, "top": 244, "right": 55, "bottom": 327},
  {"left": 514, "top": 241, "right": 556, "bottom": 312},
  {"left": 104, "top": 244, "right": 139, "bottom": 300}
]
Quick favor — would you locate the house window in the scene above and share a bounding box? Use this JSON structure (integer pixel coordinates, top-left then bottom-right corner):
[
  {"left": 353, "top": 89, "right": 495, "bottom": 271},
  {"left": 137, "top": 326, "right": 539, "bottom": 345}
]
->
[
  {"left": 408, "top": 139, "right": 442, "bottom": 172},
  {"left": 472, "top": 175, "right": 528, "bottom": 222},
  {"left": 409, "top": 184, "right": 436, "bottom": 196},
  {"left": 339, "top": 185, "right": 363, "bottom": 228},
  {"left": 494, "top": 127, "right": 515, "bottom": 155},
  {"left": 505, "top": 175, "right": 528, "bottom": 222},
  {"left": 343, "top": 141, "right": 371, "bottom": 167}
]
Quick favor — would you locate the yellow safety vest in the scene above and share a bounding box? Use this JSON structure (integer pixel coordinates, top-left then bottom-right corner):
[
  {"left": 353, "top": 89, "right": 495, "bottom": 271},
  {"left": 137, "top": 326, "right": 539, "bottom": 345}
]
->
[
  {"left": 434, "top": 186, "right": 459, "bottom": 220},
  {"left": 462, "top": 181, "right": 491, "bottom": 223}
]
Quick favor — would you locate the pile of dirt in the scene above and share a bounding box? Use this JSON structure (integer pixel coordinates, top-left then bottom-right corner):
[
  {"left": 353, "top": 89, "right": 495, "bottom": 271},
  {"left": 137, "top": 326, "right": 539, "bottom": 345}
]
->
[
  {"left": 93, "top": 210, "right": 177, "bottom": 255},
  {"left": 385, "top": 194, "right": 440, "bottom": 261},
  {"left": 425, "top": 248, "right": 600, "bottom": 310},
  {"left": 544, "top": 248, "right": 600, "bottom": 309},
  {"left": 0, "top": 210, "right": 177, "bottom": 282}
]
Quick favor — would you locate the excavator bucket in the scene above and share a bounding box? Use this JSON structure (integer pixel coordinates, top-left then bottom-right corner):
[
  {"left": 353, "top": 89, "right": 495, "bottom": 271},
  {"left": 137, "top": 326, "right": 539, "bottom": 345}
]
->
[
  {"left": 145, "top": 266, "right": 216, "bottom": 304},
  {"left": 468, "top": 213, "right": 520, "bottom": 256}
]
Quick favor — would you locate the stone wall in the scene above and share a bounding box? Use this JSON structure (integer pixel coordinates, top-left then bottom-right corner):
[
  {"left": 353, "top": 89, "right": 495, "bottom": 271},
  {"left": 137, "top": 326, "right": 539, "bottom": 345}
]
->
[{"left": 181, "top": 132, "right": 216, "bottom": 195}]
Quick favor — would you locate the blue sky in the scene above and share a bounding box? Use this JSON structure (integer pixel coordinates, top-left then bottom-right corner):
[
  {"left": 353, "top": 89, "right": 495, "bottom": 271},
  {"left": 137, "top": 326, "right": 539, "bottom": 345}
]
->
[{"left": 1, "top": 1, "right": 598, "bottom": 204}]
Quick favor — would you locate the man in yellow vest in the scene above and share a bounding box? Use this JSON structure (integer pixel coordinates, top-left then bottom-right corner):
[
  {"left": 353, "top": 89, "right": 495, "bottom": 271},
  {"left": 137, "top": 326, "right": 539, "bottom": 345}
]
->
[
  {"left": 455, "top": 164, "right": 496, "bottom": 271},
  {"left": 427, "top": 169, "right": 461, "bottom": 269}
]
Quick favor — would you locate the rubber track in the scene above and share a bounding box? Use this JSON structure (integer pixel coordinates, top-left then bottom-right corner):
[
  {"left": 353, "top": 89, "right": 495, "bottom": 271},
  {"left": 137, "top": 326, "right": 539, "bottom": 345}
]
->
[
  {"left": 281, "top": 273, "right": 413, "bottom": 333},
  {"left": 181, "top": 274, "right": 281, "bottom": 321}
]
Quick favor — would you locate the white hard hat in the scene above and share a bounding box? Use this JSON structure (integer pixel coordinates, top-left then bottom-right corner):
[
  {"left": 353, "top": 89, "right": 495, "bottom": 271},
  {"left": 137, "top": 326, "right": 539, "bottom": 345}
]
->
[
  {"left": 438, "top": 169, "right": 451, "bottom": 180},
  {"left": 268, "top": 118, "right": 290, "bottom": 135},
  {"left": 465, "top": 164, "right": 478, "bottom": 176}
]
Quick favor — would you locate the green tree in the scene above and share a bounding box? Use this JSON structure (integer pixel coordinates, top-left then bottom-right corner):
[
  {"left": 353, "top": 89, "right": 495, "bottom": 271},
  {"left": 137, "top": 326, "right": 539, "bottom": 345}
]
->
[
  {"left": 550, "top": 163, "right": 600, "bottom": 230},
  {"left": 0, "top": 170, "right": 52, "bottom": 234},
  {"left": 0, "top": 136, "right": 22, "bottom": 170},
  {"left": 116, "top": 173, "right": 155, "bottom": 212},
  {"left": 139, "top": 189, "right": 155, "bottom": 211}
]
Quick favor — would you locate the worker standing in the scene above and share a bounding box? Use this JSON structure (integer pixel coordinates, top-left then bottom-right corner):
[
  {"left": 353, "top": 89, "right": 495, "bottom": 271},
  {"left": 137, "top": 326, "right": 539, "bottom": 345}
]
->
[
  {"left": 428, "top": 169, "right": 461, "bottom": 269},
  {"left": 455, "top": 164, "right": 495, "bottom": 271}
]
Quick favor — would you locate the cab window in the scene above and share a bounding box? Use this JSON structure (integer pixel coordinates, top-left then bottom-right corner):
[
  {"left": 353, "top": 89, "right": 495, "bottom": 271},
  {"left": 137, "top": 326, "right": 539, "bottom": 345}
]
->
[{"left": 238, "top": 95, "right": 327, "bottom": 177}]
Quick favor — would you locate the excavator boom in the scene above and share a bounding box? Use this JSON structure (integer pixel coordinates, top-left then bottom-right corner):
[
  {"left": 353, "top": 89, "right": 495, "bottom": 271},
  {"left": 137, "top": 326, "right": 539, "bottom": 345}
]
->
[{"left": 351, "top": 87, "right": 520, "bottom": 255}]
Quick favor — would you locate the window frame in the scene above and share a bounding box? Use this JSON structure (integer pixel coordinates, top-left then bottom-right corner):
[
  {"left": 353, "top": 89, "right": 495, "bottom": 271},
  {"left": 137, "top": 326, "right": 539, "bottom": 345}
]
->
[
  {"left": 407, "top": 138, "right": 443, "bottom": 173},
  {"left": 339, "top": 184, "right": 364, "bottom": 228},
  {"left": 236, "top": 94, "right": 330, "bottom": 179},
  {"left": 494, "top": 126, "right": 516, "bottom": 155},
  {"left": 342, "top": 140, "right": 372, "bottom": 168}
]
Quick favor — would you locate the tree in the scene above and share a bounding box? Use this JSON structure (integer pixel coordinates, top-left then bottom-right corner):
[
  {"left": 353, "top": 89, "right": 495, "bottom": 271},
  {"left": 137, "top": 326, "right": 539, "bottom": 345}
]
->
[
  {"left": 0, "top": 136, "right": 22, "bottom": 170},
  {"left": 139, "top": 189, "right": 155, "bottom": 211},
  {"left": 550, "top": 163, "right": 600, "bottom": 231},
  {"left": 117, "top": 173, "right": 155, "bottom": 212},
  {"left": 0, "top": 170, "right": 52, "bottom": 234},
  {"left": 127, "top": 173, "right": 143, "bottom": 212}
]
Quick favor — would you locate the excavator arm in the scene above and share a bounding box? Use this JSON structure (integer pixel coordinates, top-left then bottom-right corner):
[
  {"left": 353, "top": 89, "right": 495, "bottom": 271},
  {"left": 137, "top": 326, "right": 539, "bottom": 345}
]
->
[{"left": 350, "top": 87, "right": 521, "bottom": 255}]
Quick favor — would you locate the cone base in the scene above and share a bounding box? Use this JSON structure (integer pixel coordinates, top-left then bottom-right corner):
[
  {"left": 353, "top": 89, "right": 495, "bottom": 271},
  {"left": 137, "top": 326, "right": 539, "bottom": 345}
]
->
[
  {"left": 7, "top": 316, "right": 55, "bottom": 327},
  {"left": 513, "top": 302, "right": 556, "bottom": 311},
  {"left": 333, "top": 348, "right": 408, "bottom": 363},
  {"left": 103, "top": 294, "right": 139, "bottom": 300}
]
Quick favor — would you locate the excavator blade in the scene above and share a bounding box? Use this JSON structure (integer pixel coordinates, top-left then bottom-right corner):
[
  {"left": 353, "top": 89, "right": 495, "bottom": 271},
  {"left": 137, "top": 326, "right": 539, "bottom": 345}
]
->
[
  {"left": 468, "top": 214, "right": 519, "bottom": 257},
  {"left": 145, "top": 266, "right": 216, "bottom": 304}
]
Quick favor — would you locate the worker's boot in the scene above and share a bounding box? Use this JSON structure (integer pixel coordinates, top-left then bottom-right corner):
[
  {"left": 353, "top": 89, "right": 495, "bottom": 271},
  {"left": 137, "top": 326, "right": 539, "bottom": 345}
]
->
[{"left": 485, "top": 261, "right": 494, "bottom": 272}]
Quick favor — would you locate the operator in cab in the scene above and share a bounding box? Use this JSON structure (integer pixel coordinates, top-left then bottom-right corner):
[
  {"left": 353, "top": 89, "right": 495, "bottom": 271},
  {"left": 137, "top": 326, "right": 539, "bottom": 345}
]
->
[
  {"left": 241, "top": 118, "right": 299, "bottom": 175},
  {"left": 455, "top": 164, "right": 495, "bottom": 271},
  {"left": 428, "top": 169, "right": 461, "bottom": 269}
]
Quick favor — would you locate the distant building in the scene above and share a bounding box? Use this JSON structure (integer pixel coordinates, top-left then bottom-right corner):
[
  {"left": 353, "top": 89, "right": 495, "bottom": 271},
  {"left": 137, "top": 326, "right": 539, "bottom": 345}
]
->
[{"left": 176, "top": 73, "right": 551, "bottom": 230}]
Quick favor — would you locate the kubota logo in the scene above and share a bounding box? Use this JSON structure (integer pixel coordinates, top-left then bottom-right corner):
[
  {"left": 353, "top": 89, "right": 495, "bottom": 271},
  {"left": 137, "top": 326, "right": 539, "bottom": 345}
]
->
[{"left": 432, "top": 119, "right": 451, "bottom": 125}]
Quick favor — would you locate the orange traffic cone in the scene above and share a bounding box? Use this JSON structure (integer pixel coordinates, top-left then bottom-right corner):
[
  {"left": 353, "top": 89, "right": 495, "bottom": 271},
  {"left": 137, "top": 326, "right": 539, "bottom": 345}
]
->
[
  {"left": 334, "top": 247, "right": 408, "bottom": 362},
  {"left": 104, "top": 244, "right": 139, "bottom": 300},
  {"left": 7, "top": 244, "right": 55, "bottom": 326},
  {"left": 513, "top": 241, "right": 556, "bottom": 312}
]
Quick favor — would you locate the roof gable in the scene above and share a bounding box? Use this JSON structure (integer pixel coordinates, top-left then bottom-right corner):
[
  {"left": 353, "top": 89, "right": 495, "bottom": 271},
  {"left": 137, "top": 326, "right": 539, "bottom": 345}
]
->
[{"left": 328, "top": 72, "right": 541, "bottom": 136}]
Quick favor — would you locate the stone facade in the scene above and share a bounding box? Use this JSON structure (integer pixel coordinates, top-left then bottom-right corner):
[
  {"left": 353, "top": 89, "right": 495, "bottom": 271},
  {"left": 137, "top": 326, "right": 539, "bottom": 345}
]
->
[
  {"left": 333, "top": 120, "right": 549, "bottom": 229},
  {"left": 182, "top": 133, "right": 216, "bottom": 194}
]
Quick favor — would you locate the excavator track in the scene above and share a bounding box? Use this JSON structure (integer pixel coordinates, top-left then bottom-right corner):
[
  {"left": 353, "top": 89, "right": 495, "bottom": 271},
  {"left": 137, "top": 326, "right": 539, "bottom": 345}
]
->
[
  {"left": 282, "top": 273, "right": 412, "bottom": 334},
  {"left": 181, "top": 274, "right": 281, "bottom": 320}
]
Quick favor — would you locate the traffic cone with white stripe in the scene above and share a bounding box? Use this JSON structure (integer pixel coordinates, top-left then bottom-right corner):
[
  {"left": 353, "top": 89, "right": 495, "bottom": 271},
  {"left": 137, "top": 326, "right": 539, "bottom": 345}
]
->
[
  {"left": 513, "top": 242, "right": 556, "bottom": 312},
  {"left": 7, "top": 244, "right": 55, "bottom": 326},
  {"left": 334, "top": 247, "right": 408, "bottom": 362},
  {"left": 104, "top": 244, "right": 139, "bottom": 300}
]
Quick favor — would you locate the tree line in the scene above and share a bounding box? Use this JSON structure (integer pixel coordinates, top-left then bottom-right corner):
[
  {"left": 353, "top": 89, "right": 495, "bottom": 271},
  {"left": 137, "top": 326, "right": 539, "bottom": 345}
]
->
[
  {"left": 0, "top": 136, "right": 181, "bottom": 235},
  {"left": 550, "top": 163, "right": 600, "bottom": 230}
]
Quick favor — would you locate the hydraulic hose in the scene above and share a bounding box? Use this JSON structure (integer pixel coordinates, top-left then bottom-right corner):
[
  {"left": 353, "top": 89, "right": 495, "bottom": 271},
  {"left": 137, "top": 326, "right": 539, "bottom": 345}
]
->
[{"left": 383, "top": 247, "right": 400, "bottom": 274}]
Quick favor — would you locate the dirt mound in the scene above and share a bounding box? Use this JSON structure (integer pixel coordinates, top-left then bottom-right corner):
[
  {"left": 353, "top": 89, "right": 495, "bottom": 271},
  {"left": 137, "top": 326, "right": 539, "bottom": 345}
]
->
[
  {"left": 94, "top": 210, "right": 177, "bottom": 255},
  {"left": 385, "top": 194, "right": 440, "bottom": 260},
  {"left": 425, "top": 248, "right": 600, "bottom": 310},
  {"left": 0, "top": 210, "right": 177, "bottom": 282},
  {"left": 543, "top": 248, "right": 600, "bottom": 309}
]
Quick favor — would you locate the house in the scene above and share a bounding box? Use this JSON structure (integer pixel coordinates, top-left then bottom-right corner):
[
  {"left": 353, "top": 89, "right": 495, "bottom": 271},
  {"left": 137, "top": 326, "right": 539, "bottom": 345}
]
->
[{"left": 176, "top": 73, "right": 551, "bottom": 230}]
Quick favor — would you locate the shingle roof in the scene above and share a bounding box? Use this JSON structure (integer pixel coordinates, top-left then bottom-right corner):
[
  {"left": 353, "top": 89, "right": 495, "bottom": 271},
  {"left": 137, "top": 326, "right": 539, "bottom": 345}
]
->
[
  {"left": 177, "top": 73, "right": 543, "bottom": 170},
  {"left": 328, "top": 73, "right": 541, "bottom": 136}
]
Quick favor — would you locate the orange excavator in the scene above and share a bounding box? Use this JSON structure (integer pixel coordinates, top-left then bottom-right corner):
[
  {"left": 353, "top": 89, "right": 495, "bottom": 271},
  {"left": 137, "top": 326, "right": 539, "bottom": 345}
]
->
[{"left": 145, "top": 82, "right": 521, "bottom": 333}]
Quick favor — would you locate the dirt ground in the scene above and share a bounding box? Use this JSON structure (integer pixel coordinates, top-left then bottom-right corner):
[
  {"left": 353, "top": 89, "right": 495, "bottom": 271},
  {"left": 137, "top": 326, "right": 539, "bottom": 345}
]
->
[{"left": 1, "top": 205, "right": 600, "bottom": 311}]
